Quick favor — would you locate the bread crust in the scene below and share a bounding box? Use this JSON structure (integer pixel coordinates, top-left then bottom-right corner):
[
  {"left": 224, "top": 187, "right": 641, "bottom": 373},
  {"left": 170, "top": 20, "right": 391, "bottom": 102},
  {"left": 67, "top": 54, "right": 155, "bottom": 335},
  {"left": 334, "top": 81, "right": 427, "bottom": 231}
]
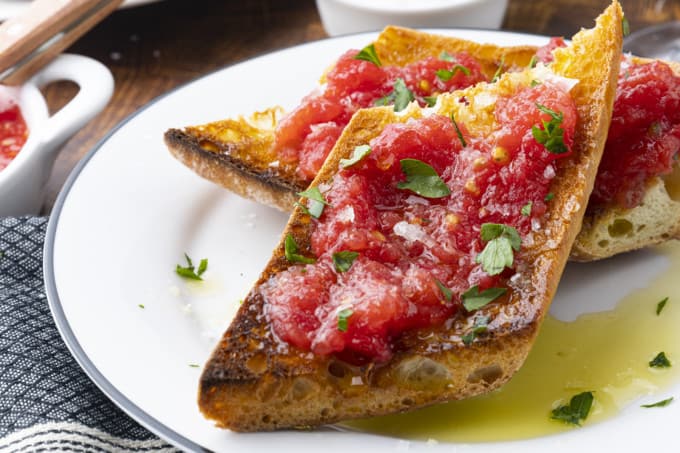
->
[{"left": 198, "top": 2, "right": 623, "bottom": 432}]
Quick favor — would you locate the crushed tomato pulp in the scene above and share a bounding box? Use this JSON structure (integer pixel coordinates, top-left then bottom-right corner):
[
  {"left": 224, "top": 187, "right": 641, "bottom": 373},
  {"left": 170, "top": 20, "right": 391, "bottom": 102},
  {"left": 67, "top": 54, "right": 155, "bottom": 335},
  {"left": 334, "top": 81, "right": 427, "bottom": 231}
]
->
[
  {"left": 263, "top": 83, "right": 577, "bottom": 363},
  {"left": 537, "top": 38, "right": 680, "bottom": 209},
  {"left": 0, "top": 103, "right": 28, "bottom": 172},
  {"left": 273, "top": 49, "right": 487, "bottom": 180}
]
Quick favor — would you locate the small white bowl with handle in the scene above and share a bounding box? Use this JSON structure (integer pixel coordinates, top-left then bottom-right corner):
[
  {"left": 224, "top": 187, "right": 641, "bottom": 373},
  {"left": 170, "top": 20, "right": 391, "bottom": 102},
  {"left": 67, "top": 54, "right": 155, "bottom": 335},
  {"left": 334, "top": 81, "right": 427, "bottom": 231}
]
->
[
  {"left": 316, "top": 0, "right": 509, "bottom": 36},
  {"left": 0, "top": 54, "right": 113, "bottom": 217}
]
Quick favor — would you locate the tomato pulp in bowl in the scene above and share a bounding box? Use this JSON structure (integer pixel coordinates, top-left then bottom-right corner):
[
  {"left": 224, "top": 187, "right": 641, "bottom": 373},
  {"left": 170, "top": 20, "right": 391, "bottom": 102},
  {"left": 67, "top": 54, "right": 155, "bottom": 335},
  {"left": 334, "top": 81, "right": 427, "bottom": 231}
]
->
[{"left": 0, "top": 95, "right": 29, "bottom": 172}]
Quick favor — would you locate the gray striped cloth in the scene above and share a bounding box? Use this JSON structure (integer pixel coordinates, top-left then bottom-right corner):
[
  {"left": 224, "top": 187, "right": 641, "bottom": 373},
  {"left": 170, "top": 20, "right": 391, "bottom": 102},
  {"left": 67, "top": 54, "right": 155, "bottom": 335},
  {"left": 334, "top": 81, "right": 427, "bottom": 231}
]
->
[{"left": 0, "top": 217, "right": 177, "bottom": 452}]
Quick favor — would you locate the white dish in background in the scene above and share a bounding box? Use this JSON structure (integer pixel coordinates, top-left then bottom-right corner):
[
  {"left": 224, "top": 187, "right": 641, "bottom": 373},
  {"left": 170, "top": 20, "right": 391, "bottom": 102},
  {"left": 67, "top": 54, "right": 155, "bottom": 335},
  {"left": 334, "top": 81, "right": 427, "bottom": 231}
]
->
[
  {"left": 316, "top": 0, "right": 508, "bottom": 36},
  {"left": 0, "top": 0, "right": 162, "bottom": 21},
  {"left": 0, "top": 54, "right": 113, "bottom": 217},
  {"left": 44, "top": 29, "right": 680, "bottom": 452}
]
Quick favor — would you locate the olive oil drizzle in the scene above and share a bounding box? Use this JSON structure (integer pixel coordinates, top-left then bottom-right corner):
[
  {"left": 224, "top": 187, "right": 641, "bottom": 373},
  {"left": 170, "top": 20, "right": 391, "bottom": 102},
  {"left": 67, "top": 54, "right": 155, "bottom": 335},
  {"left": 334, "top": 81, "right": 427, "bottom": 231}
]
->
[{"left": 346, "top": 243, "right": 680, "bottom": 442}]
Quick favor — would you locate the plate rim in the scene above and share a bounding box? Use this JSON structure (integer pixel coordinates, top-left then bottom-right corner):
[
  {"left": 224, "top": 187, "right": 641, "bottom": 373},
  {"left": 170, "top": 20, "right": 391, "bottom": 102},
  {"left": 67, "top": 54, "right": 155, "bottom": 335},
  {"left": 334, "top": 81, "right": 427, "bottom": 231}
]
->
[{"left": 43, "top": 27, "right": 557, "bottom": 452}]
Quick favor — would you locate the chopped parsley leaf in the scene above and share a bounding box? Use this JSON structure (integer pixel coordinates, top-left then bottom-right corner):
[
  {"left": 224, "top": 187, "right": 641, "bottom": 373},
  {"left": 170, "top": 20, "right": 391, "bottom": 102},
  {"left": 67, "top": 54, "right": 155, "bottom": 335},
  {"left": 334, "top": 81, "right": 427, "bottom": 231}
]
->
[
  {"left": 622, "top": 16, "right": 630, "bottom": 37},
  {"left": 550, "top": 391, "right": 594, "bottom": 426},
  {"left": 375, "top": 78, "right": 415, "bottom": 112},
  {"left": 529, "top": 55, "right": 538, "bottom": 68},
  {"left": 340, "top": 144, "right": 371, "bottom": 169},
  {"left": 189, "top": 364, "right": 200, "bottom": 368},
  {"left": 491, "top": 56, "right": 505, "bottom": 83},
  {"left": 450, "top": 112, "right": 467, "bottom": 148},
  {"left": 138, "top": 304, "right": 145, "bottom": 309},
  {"left": 435, "top": 279, "right": 453, "bottom": 302},
  {"left": 284, "top": 234, "right": 316, "bottom": 265},
  {"left": 337, "top": 308, "right": 353, "bottom": 332},
  {"left": 332, "top": 251, "right": 359, "bottom": 273},
  {"left": 641, "top": 397, "right": 673, "bottom": 408},
  {"left": 649, "top": 352, "right": 671, "bottom": 368},
  {"left": 175, "top": 253, "right": 208, "bottom": 281},
  {"left": 656, "top": 297, "right": 668, "bottom": 315},
  {"left": 397, "top": 158, "right": 451, "bottom": 198},
  {"left": 462, "top": 315, "right": 490, "bottom": 345},
  {"left": 298, "top": 186, "right": 329, "bottom": 219},
  {"left": 545, "top": 192, "right": 555, "bottom": 202},
  {"left": 436, "top": 65, "right": 471, "bottom": 81},
  {"left": 439, "top": 51, "right": 455, "bottom": 62},
  {"left": 532, "top": 103, "right": 568, "bottom": 154},
  {"left": 424, "top": 95, "right": 438, "bottom": 107},
  {"left": 476, "top": 223, "right": 521, "bottom": 276},
  {"left": 461, "top": 286, "right": 507, "bottom": 311},
  {"left": 521, "top": 201, "right": 533, "bottom": 216},
  {"left": 354, "top": 44, "right": 382, "bottom": 66}
]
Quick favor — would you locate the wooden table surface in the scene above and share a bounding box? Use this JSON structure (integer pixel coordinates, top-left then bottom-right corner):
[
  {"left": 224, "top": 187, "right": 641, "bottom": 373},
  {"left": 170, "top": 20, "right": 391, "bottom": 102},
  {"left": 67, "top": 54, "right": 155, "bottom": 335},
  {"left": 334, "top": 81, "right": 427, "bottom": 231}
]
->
[{"left": 41, "top": 0, "right": 680, "bottom": 212}]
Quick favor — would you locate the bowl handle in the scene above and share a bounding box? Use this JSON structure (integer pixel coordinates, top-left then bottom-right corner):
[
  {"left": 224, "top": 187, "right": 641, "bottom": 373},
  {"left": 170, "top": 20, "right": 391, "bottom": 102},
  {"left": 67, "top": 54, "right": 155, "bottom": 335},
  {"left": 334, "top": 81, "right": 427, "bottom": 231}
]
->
[{"left": 28, "top": 53, "right": 114, "bottom": 148}]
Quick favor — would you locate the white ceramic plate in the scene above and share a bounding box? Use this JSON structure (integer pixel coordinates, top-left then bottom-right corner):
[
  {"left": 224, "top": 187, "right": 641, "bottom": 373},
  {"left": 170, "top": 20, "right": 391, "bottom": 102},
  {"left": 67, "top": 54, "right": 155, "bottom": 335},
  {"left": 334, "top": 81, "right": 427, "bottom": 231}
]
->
[
  {"left": 44, "top": 30, "right": 680, "bottom": 452},
  {"left": 0, "top": 0, "right": 161, "bottom": 20}
]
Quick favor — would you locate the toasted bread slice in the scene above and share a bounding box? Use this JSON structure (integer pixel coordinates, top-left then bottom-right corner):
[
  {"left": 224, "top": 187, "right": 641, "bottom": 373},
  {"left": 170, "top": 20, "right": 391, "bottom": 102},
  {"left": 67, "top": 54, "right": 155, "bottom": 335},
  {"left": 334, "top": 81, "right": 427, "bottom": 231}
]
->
[
  {"left": 198, "top": 2, "right": 623, "bottom": 432},
  {"left": 164, "top": 27, "right": 537, "bottom": 213},
  {"left": 571, "top": 58, "right": 680, "bottom": 260},
  {"left": 166, "top": 30, "right": 680, "bottom": 262}
]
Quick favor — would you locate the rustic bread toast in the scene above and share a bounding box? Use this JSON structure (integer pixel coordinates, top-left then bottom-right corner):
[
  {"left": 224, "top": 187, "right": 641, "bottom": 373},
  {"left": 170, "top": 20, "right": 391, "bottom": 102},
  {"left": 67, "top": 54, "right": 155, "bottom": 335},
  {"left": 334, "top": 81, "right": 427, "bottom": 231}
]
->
[
  {"left": 165, "top": 31, "right": 680, "bottom": 263},
  {"left": 571, "top": 58, "right": 680, "bottom": 260},
  {"left": 198, "top": 2, "right": 622, "bottom": 432},
  {"left": 164, "top": 27, "right": 537, "bottom": 213}
]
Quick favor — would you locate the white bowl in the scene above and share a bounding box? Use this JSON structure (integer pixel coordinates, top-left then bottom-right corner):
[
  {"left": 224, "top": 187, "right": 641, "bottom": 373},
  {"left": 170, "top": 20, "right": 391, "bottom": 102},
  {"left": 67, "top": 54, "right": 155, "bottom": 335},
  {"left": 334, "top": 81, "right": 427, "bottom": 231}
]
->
[
  {"left": 0, "top": 54, "right": 113, "bottom": 217},
  {"left": 316, "top": 0, "right": 509, "bottom": 37}
]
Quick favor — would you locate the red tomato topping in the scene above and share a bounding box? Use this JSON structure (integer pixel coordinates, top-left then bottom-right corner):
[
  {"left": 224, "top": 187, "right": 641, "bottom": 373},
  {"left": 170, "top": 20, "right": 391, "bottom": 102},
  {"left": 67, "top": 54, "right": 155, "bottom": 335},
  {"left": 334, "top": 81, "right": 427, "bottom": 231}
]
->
[
  {"left": 263, "top": 83, "right": 577, "bottom": 363},
  {"left": 535, "top": 38, "right": 680, "bottom": 210},
  {"left": 535, "top": 37, "right": 567, "bottom": 64},
  {"left": 274, "top": 50, "right": 487, "bottom": 180},
  {"left": 591, "top": 60, "right": 680, "bottom": 208},
  {"left": 0, "top": 104, "right": 28, "bottom": 172}
]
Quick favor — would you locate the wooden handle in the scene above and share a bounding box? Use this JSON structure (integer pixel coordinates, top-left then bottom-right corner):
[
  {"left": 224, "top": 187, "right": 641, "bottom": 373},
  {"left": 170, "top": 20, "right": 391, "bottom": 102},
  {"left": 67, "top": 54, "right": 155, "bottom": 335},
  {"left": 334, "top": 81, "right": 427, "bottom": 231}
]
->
[{"left": 0, "top": 0, "right": 124, "bottom": 86}]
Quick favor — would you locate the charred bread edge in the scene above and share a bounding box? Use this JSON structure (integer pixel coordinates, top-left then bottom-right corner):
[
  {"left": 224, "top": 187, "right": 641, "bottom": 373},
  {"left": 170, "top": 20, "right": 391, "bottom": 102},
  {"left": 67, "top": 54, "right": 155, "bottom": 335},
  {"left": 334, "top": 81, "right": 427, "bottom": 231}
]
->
[{"left": 164, "top": 128, "right": 299, "bottom": 212}]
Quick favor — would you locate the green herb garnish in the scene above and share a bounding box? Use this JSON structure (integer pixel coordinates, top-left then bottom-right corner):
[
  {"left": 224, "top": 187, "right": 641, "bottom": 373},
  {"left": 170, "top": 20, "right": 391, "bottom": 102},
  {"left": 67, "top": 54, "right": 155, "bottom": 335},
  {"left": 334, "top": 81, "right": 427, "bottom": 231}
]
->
[
  {"left": 138, "top": 304, "right": 145, "bottom": 309},
  {"left": 397, "top": 158, "right": 451, "bottom": 198},
  {"left": 641, "top": 397, "right": 673, "bottom": 408},
  {"left": 462, "top": 315, "right": 490, "bottom": 345},
  {"left": 531, "top": 79, "right": 541, "bottom": 87},
  {"left": 475, "top": 223, "right": 521, "bottom": 276},
  {"left": 340, "top": 144, "right": 371, "bottom": 169},
  {"left": 622, "top": 16, "right": 630, "bottom": 37},
  {"left": 649, "top": 352, "right": 671, "bottom": 368},
  {"left": 491, "top": 56, "right": 505, "bottom": 83},
  {"left": 284, "top": 234, "right": 316, "bottom": 265},
  {"left": 439, "top": 51, "right": 455, "bottom": 62},
  {"left": 333, "top": 251, "right": 359, "bottom": 273},
  {"left": 532, "top": 103, "right": 568, "bottom": 154},
  {"left": 424, "top": 95, "right": 438, "bottom": 107},
  {"left": 298, "top": 186, "right": 329, "bottom": 219},
  {"left": 337, "top": 308, "right": 353, "bottom": 332},
  {"left": 189, "top": 364, "right": 200, "bottom": 368},
  {"left": 436, "top": 65, "right": 471, "bottom": 81},
  {"left": 550, "top": 391, "right": 594, "bottom": 426},
  {"left": 175, "top": 253, "right": 208, "bottom": 281},
  {"left": 656, "top": 297, "right": 668, "bottom": 315},
  {"left": 461, "top": 286, "right": 507, "bottom": 311},
  {"left": 521, "top": 201, "right": 533, "bottom": 216},
  {"left": 451, "top": 112, "right": 467, "bottom": 148},
  {"left": 529, "top": 55, "right": 538, "bottom": 68},
  {"left": 354, "top": 44, "right": 382, "bottom": 66},
  {"left": 435, "top": 279, "right": 453, "bottom": 302},
  {"left": 375, "top": 78, "right": 415, "bottom": 112},
  {"left": 545, "top": 192, "right": 555, "bottom": 202}
]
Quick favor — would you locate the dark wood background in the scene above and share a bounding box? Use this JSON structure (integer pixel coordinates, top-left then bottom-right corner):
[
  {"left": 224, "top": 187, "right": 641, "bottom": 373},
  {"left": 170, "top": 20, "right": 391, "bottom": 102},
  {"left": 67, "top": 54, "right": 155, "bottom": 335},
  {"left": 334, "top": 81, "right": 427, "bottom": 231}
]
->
[{"left": 41, "top": 0, "right": 680, "bottom": 211}]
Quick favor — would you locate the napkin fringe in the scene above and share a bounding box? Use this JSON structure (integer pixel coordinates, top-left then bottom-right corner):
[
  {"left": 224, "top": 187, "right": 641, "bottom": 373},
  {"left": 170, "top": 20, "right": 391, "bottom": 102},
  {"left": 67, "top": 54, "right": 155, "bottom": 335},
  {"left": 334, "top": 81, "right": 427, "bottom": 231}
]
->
[{"left": 0, "top": 421, "right": 178, "bottom": 452}]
